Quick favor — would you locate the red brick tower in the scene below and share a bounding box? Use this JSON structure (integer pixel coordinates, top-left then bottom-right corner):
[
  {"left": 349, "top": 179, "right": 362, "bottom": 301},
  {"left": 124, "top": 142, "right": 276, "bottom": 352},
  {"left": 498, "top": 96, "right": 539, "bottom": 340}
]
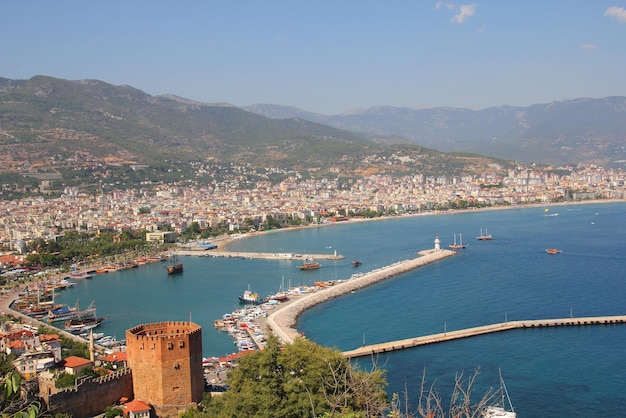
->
[{"left": 126, "top": 321, "right": 203, "bottom": 416}]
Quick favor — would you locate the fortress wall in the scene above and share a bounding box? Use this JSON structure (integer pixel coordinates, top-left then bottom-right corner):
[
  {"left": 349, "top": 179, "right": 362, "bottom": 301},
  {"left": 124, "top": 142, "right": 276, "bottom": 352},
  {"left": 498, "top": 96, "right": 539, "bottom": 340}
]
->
[{"left": 43, "top": 369, "right": 133, "bottom": 418}]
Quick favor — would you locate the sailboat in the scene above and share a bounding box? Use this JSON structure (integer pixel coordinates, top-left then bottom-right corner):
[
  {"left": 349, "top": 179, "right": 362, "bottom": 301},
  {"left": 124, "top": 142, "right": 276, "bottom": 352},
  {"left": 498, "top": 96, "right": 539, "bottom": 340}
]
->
[
  {"left": 476, "top": 228, "right": 493, "bottom": 241},
  {"left": 483, "top": 370, "right": 516, "bottom": 417},
  {"left": 165, "top": 254, "right": 183, "bottom": 275},
  {"left": 269, "top": 276, "right": 289, "bottom": 301},
  {"left": 449, "top": 233, "right": 467, "bottom": 249}
]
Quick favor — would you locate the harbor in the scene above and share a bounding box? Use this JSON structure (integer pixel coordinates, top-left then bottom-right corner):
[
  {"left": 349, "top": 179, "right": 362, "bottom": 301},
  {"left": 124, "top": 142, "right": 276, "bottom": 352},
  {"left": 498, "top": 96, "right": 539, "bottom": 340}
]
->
[{"left": 215, "top": 248, "right": 457, "bottom": 351}]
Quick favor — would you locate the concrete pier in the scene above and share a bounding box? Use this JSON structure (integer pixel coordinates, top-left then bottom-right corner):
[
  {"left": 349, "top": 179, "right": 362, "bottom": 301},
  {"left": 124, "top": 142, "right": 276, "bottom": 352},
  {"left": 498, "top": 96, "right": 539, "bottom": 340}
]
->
[
  {"left": 342, "top": 315, "right": 626, "bottom": 358},
  {"left": 174, "top": 249, "right": 344, "bottom": 261},
  {"left": 266, "top": 249, "right": 457, "bottom": 344}
]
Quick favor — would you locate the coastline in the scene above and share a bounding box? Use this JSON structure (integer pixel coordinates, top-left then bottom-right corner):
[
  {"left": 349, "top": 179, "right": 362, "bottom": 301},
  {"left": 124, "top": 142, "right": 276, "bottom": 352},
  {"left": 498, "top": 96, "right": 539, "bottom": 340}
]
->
[
  {"left": 217, "top": 198, "right": 624, "bottom": 252},
  {"left": 213, "top": 199, "right": 623, "bottom": 349}
]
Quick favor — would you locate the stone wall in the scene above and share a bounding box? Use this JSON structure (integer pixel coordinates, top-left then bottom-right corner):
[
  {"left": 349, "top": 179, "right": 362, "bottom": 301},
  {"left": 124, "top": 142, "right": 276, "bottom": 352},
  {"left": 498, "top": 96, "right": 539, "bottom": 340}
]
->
[{"left": 41, "top": 369, "right": 133, "bottom": 418}]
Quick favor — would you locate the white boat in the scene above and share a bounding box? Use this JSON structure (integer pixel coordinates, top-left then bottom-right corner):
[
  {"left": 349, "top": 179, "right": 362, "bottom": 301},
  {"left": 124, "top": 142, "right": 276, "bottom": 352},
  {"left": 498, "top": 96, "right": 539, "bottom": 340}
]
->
[
  {"left": 483, "top": 371, "right": 516, "bottom": 417},
  {"left": 476, "top": 228, "right": 493, "bottom": 240}
]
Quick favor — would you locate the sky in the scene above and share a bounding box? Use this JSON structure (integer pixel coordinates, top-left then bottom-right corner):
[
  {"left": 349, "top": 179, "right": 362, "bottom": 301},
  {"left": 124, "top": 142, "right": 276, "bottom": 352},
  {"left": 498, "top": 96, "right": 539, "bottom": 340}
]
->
[{"left": 2, "top": 1, "right": 626, "bottom": 114}]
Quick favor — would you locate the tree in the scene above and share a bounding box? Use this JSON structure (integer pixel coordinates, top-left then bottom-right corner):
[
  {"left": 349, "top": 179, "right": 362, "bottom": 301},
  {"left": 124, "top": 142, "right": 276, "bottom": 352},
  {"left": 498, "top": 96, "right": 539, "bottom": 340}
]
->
[
  {"left": 194, "top": 336, "right": 388, "bottom": 418},
  {"left": 0, "top": 371, "right": 41, "bottom": 418},
  {"left": 388, "top": 368, "right": 503, "bottom": 418}
]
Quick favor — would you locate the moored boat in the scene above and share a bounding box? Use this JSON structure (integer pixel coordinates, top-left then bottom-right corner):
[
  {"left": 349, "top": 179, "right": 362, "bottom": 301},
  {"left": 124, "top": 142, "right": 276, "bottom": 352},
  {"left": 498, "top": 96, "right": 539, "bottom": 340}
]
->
[
  {"left": 483, "top": 370, "right": 516, "bottom": 417},
  {"left": 64, "top": 316, "right": 106, "bottom": 334},
  {"left": 48, "top": 299, "right": 97, "bottom": 322},
  {"left": 239, "top": 286, "right": 265, "bottom": 305}
]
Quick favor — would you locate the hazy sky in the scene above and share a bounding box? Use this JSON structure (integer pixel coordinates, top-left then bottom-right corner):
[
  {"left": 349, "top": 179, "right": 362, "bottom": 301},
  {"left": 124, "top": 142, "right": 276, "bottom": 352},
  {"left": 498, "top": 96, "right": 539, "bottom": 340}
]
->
[{"left": 2, "top": 1, "right": 625, "bottom": 114}]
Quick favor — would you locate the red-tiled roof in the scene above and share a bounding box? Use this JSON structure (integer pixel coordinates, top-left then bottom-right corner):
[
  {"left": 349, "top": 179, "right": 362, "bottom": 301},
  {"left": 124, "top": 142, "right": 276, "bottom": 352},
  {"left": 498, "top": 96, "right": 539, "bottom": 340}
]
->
[
  {"left": 1, "top": 330, "right": 34, "bottom": 340},
  {"left": 124, "top": 399, "right": 151, "bottom": 413},
  {"left": 63, "top": 356, "right": 92, "bottom": 368},
  {"left": 7, "top": 340, "right": 25, "bottom": 349},
  {"left": 39, "top": 334, "right": 59, "bottom": 343},
  {"left": 100, "top": 351, "right": 127, "bottom": 363}
]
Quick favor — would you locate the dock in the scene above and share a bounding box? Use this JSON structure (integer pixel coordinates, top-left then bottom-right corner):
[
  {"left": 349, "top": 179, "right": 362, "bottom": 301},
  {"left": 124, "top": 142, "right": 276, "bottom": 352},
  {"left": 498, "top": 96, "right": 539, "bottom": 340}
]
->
[
  {"left": 174, "top": 249, "right": 344, "bottom": 261},
  {"left": 342, "top": 315, "right": 626, "bottom": 358}
]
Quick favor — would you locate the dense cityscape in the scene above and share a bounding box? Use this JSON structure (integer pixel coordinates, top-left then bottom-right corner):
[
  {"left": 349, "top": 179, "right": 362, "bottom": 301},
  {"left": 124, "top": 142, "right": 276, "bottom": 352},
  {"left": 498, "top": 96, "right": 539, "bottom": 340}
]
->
[{"left": 1, "top": 162, "right": 624, "bottom": 253}]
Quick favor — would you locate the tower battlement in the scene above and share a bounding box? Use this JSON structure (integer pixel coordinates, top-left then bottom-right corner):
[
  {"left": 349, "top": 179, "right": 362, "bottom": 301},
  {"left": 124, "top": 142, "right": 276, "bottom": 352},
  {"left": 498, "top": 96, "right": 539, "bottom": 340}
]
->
[{"left": 126, "top": 321, "right": 203, "bottom": 417}]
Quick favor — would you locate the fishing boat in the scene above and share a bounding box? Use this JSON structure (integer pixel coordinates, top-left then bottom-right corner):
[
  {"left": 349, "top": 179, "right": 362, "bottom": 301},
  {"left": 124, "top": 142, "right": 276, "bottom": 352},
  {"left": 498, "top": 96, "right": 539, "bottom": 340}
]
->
[
  {"left": 546, "top": 248, "right": 561, "bottom": 254},
  {"left": 449, "top": 233, "right": 467, "bottom": 249},
  {"left": 297, "top": 258, "right": 320, "bottom": 270},
  {"left": 476, "top": 228, "right": 493, "bottom": 240},
  {"left": 238, "top": 286, "right": 265, "bottom": 305},
  {"left": 165, "top": 255, "right": 183, "bottom": 274},
  {"left": 483, "top": 371, "right": 516, "bottom": 417},
  {"left": 351, "top": 260, "right": 362, "bottom": 267}
]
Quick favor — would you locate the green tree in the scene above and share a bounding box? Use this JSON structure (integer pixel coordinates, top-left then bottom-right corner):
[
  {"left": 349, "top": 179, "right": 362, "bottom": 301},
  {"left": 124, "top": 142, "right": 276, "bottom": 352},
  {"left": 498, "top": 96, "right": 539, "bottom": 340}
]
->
[{"left": 197, "top": 336, "right": 388, "bottom": 418}]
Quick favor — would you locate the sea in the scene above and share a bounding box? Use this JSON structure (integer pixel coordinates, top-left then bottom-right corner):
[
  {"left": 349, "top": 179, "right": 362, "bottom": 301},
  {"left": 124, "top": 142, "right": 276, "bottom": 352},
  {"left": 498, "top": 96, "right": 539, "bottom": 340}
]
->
[{"left": 53, "top": 202, "right": 626, "bottom": 417}]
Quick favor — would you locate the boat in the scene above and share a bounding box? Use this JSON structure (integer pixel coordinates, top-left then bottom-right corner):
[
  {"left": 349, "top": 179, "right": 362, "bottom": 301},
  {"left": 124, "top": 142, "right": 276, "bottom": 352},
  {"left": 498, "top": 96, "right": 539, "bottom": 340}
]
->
[
  {"left": 268, "top": 276, "right": 289, "bottom": 301},
  {"left": 297, "top": 258, "right": 320, "bottom": 270},
  {"left": 68, "top": 271, "right": 94, "bottom": 279},
  {"left": 165, "top": 255, "right": 183, "bottom": 274},
  {"left": 546, "top": 248, "right": 561, "bottom": 254},
  {"left": 64, "top": 316, "right": 106, "bottom": 334},
  {"left": 68, "top": 264, "right": 94, "bottom": 279},
  {"left": 48, "top": 299, "right": 97, "bottom": 322},
  {"left": 483, "top": 371, "right": 516, "bottom": 417},
  {"left": 449, "top": 233, "right": 467, "bottom": 249},
  {"left": 476, "top": 228, "right": 493, "bottom": 241},
  {"left": 351, "top": 260, "right": 362, "bottom": 267},
  {"left": 238, "top": 286, "right": 265, "bottom": 305}
]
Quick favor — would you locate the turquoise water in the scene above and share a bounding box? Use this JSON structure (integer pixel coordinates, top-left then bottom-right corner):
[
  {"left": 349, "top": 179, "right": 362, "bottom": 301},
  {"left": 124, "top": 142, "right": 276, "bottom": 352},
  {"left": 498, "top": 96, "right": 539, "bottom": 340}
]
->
[{"left": 54, "top": 202, "right": 626, "bottom": 416}]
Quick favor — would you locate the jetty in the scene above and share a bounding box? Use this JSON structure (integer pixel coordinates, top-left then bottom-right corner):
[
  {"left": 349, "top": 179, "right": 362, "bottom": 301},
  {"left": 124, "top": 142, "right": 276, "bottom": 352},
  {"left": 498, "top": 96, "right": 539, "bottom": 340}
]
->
[
  {"left": 342, "top": 315, "right": 626, "bottom": 358},
  {"left": 174, "top": 249, "right": 344, "bottom": 261},
  {"left": 266, "top": 249, "right": 457, "bottom": 344}
]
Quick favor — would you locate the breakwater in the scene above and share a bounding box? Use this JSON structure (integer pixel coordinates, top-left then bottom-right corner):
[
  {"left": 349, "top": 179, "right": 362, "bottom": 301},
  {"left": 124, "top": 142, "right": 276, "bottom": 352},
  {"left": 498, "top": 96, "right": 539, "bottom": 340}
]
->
[
  {"left": 342, "top": 315, "right": 626, "bottom": 358},
  {"left": 266, "top": 249, "right": 456, "bottom": 344},
  {"left": 174, "top": 249, "right": 344, "bottom": 260}
]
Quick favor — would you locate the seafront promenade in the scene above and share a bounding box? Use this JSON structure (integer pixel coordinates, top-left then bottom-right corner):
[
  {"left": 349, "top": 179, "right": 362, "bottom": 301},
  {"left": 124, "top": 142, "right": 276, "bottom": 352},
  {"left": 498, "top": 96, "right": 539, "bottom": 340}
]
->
[
  {"left": 342, "top": 315, "right": 626, "bottom": 358},
  {"left": 266, "top": 249, "right": 457, "bottom": 344}
]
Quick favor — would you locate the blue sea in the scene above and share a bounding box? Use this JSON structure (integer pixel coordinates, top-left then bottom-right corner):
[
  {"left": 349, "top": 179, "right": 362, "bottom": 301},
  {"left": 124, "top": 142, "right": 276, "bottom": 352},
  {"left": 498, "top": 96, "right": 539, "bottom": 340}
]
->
[{"left": 54, "top": 202, "right": 626, "bottom": 416}]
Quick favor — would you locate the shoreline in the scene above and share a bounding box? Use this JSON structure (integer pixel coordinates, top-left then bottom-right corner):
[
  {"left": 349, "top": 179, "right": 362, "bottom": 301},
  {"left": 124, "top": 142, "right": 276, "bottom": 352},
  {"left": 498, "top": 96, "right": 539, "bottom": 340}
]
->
[{"left": 216, "top": 198, "right": 624, "bottom": 252}]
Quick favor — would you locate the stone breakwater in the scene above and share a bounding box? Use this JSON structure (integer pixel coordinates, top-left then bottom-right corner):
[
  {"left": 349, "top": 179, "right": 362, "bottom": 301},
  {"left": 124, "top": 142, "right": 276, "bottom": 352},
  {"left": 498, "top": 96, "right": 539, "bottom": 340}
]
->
[{"left": 266, "top": 249, "right": 456, "bottom": 344}]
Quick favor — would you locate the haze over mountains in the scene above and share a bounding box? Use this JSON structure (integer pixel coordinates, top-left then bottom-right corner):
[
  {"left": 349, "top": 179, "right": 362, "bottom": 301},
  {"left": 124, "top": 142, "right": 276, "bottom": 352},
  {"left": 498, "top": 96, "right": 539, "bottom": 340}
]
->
[
  {"left": 244, "top": 97, "right": 626, "bottom": 167},
  {"left": 1, "top": 75, "right": 625, "bottom": 182}
]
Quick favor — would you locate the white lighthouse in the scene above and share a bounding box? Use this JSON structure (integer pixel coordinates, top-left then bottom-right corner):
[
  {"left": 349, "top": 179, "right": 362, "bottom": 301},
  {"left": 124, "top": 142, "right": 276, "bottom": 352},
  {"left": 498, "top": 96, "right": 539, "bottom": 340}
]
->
[{"left": 434, "top": 233, "right": 441, "bottom": 251}]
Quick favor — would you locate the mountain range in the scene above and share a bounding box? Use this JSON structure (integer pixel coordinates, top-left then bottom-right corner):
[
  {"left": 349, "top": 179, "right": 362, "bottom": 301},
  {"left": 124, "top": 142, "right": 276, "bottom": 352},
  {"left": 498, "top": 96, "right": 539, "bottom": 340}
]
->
[
  {"left": 243, "top": 97, "right": 626, "bottom": 167},
  {"left": 1, "top": 75, "right": 625, "bottom": 196}
]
